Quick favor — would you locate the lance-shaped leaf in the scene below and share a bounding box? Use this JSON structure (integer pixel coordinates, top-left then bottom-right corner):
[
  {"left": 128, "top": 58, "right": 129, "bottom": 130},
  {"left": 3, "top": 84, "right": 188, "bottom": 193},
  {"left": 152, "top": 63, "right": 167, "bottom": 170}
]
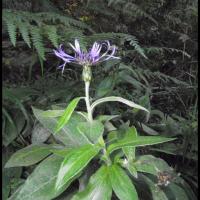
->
[
  {"left": 41, "top": 110, "right": 64, "bottom": 118},
  {"left": 141, "top": 174, "right": 168, "bottom": 200},
  {"left": 91, "top": 96, "right": 149, "bottom": 114},
  {"left": 107, "top": 136, "right": 176, "bottom": 154},
  {"left": 50, "top": 147, "right": 71, "bottom": 157},
  {"left": 5, "top": 144, "right": 54, "bottom": 168},
  {"left": 123, "top": 127, "right": 138, "bottom": 161},
  {"left": 166, "top": 183, "right": 190, "bottom": 200},
  {"left": 8, "top": 155, "right": 71, "bottom": 200},
  {"left": 55, "top": 97, "right": 82, "bottom": 133},
  {"left": 109, "top": 164, "right": 138, "bottom": 200},
  {"left": 133, "top": 155, "right": 172, "bottom": 176},
  {"left": 72, "top": 165, "right": 112, "bottom": 200},
  {"left": 55, "top": 144, "right": 100, "bottom": 191},
  {"left": 77, "top": 120, "right": 104, "bottom": 143},
  {"left": 95, "top": 114, "right": 119, "bottom": 123},
  {"left": 32, "top": 108, "right": 90, "bottom": 148}
]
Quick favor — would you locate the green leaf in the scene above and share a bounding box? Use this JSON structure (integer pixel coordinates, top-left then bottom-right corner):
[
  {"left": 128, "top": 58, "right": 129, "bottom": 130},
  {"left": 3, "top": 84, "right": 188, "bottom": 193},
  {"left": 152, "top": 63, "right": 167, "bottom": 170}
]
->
[
  {"left": 31, "top": 123, "right": 51, "bottom": 144},
  {"left": 126, "top": 164, "right": 138, "bottom": 178},
  {"left": 4, "top": 15, "right": 17, "bottom": 46},
  {"left": 2, "top": 172, "right": 10, "bottom": 200},
  {"left": 77, "top": 120, "right": 104, "bottom": 143},
  {"left": 50, "top": 147, "right": 71, "bottom": 157},
  {"left": 32, "top": 107, "right": 90, "bottom": 148},
  {"left": 45, "top": 25, "right": 59, "bottom": 48},
  {"left": 164, "top": 183, "right": 189, "bottom": 200},
  {"left": 18, "top": 21, "right": 31, "bottom": 48},
  {"left": 72, "top": 165, "right": 112, "bottom": 200},
  {"left": 5, "top": 144, "right": 53, "bottom": 168},
  {"left": 41, "top": 110, "right": 64, "bottom": 118},
  {"left": 2, "top": 147, "right": 22, "bottom": 200},
  {"left": 30, "top": 26, "right": 45, "bottom": 60},
  {"left": 134, "top": 155, "right": 172, "bottom": 176},
  {"left": 2, "top": 109, "right": 18, "bottom": 146},
  {"left": 91, "top": 96, "right": 149, "bottom": 114},
  {"left": 123, "top": 127, "right": 138, "bottom": 161},
  {"left": 95, "top": 115, "right": 119, "bottom": 123},
  {"left": 55, "top": 97, "right": 82, "bottom": 133},
  {"left": 8, "top": 155, "right": 71, "bottom": 200},
  {"left": 141, "top": 174, "right": 168, "bottom": 200},
  {"left": 55, "top": 144, "right": 100, "bottom": 191},
  {"left": 175, "top": 176, "right": 197, "bottom": 200},
  {"left": 140, "top": 123, "right": 159, "bottom": 135},
  {"left": 95, "top": 76, "right": 115, "bottom": 98},
  {"left": 107, "top": 135, "right": 175, "bottom": 154},
  {"left": 107, "top": 131, "right": 118, "bottom": 144},
  {"left": 105, "top": 121, "right": 117, "bottom": 132},
  {"left": 109, "top": 164, "right": 138, "bottom": 200}
]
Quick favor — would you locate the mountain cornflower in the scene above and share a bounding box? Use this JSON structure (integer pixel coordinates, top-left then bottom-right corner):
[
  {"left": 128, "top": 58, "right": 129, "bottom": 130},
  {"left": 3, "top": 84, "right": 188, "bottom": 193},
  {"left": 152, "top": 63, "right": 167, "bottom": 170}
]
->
[{"left": 54, "top": 39, "right": 120, "bottom": 73}]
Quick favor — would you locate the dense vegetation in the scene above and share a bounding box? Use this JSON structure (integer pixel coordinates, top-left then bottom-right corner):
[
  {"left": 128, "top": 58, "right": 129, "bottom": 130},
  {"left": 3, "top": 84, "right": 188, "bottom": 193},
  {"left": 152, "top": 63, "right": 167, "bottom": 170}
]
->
[{"left": 2, "top": 0, "right": 198, "bottom": 200}]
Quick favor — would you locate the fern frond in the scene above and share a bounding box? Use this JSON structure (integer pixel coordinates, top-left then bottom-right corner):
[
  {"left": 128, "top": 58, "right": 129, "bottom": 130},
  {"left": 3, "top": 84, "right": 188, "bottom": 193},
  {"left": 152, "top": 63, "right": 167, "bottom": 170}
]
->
[
  {"left": 87, "top": 1, "right": 116, "bottom": 17},
  {"left": 123, "top": 3, "right": 158, "bottom": 25},
  {"left": 119, "top": 64, "right": 189, "bottom": 87},
  {"left": 30, "top": 27, "right": 45, "bottom": 60},
  {"left": 18, "top": 21, "right": 31, "bottom": 48},
  {"left": 123, "top": 34, "right": 147, "bottom": 58},
  {"left": 44, "top": 25, "right": 59, "bottom": 48},
  {"left": 3, "top": 11, "right": 17, "bottom": 46},
  {"left": 145, "top": 46, "right": 191, "bottom": 58},
  {"left": 35, "top": 12, "right": 93, "bottom": 32},
  {"left": 86, "top": 32, "right": 147, "bottom": 58},
  {"left": 136, "top": 68, "right": 189, "bottom": 86}
]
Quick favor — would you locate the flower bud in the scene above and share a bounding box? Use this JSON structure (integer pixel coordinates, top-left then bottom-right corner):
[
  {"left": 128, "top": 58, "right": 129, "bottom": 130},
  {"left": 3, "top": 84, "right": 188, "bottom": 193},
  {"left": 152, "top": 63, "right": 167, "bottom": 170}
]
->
[{"left": 82, "top": 65, "right": 92, "bottom": 82}]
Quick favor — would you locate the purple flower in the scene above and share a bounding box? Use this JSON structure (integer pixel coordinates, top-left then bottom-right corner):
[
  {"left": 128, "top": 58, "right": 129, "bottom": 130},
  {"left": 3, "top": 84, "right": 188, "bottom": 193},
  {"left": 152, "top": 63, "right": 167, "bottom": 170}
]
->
[{"left": 54, "top": 39, "right": 120, "bottom": 73}]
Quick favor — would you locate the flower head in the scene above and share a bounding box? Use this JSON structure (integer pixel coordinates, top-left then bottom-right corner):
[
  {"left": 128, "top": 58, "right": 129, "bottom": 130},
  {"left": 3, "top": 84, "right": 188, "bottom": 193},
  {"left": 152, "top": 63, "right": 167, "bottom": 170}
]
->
[{"left": 54, "top": 39, "right": 120, "bottom": 73}]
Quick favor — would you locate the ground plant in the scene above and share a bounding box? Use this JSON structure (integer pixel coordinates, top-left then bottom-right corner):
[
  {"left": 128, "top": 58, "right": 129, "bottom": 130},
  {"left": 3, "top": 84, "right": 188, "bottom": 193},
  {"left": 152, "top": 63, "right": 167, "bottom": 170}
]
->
[{"left": 2, "top": 0, "right": 198, "bottom": 200}]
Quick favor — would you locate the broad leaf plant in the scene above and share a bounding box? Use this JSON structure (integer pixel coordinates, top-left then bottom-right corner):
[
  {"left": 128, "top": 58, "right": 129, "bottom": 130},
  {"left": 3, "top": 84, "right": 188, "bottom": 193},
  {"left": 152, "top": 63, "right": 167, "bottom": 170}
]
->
[{"left": 6, "top": 40, "right": 184, "bottom": 200}]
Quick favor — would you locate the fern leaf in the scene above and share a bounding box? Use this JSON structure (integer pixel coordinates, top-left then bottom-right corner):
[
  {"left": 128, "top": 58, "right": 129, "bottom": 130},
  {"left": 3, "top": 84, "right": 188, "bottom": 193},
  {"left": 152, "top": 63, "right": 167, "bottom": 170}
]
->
[
  {"left": 4, "top": 14, "right": 17, "bottom": 46},
  {"left": 45, "top": 25, "right": 59, "bottom": 48},
  {"left": 30, "top": 26, "right": 45, "bottom": 60},
  {"left": 18, "top": 22, "right": 31, "bottom": 48}
]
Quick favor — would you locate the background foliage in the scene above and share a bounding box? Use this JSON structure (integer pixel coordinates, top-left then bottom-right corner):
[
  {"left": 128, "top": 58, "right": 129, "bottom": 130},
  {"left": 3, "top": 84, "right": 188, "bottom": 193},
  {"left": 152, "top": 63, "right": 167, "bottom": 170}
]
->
[{"left": 2, "top": 0, "right": 198, "bottom": 199}]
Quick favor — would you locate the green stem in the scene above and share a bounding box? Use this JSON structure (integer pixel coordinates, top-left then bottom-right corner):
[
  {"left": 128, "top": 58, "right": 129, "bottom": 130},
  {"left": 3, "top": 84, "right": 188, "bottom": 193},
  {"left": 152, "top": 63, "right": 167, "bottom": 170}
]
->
[{"left": 85, "top": 81, "right": 93, "bottom": 122}]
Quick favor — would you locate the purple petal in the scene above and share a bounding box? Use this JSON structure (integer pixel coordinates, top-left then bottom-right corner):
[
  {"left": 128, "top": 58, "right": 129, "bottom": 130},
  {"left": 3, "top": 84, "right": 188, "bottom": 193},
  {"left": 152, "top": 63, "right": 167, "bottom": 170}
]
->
[
  {"left": 90, "top": 42, "right": 102, "bottom": 58},
  {"left": 69, "top": 39, "right": 81, "bottom": 55},
  {"left": 57, "top": 62, "right": 67, "bottom": 74},
  {"left": 54, "top": 45, "right": 75, "bottom": 62},
  {"left": 104, "top": 46, "right": 120, "bottom": 60}
]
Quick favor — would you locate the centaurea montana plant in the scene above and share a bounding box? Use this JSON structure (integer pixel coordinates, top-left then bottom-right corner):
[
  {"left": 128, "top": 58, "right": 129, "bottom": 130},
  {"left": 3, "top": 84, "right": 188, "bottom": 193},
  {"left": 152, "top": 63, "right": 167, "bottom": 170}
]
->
[{"left": 5, "top": 39, "right": 177, "bottom": 200}]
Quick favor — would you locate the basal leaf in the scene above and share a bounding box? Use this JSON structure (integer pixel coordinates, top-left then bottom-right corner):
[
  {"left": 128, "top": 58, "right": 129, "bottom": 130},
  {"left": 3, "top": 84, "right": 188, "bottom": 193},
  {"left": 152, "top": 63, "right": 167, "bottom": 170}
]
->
[
  {"left": 8, "top": 155, "right": 70, "bottom": 200},
  {"left": 5, "top": 144, "right": 53, "bottom": 168}
]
